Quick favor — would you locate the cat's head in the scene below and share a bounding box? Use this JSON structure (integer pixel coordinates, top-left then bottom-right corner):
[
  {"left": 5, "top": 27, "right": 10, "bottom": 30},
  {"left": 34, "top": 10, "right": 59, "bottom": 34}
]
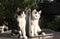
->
[
  {"left": 32, "top": 9, "right": 41, "bottom": 20},
  {"left": 16, "top": 8, "right": 26, "bottom": 18}
]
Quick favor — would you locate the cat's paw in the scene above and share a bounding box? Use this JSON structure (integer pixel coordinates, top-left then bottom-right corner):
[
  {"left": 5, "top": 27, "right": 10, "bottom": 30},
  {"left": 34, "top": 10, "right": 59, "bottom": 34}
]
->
[
  {"left": 34, "top": 33, "right": 38, "bottom": 36},
  {"left": 42, "top": 32, "right": 46, "bottom": 35},
  {"left": 23, "top": 36, "right": 28, "bottom": 39}
]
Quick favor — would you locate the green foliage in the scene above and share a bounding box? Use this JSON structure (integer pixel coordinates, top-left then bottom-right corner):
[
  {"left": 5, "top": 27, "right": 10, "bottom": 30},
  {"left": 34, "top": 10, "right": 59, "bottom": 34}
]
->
[
  {"left": 23, "top": 0, "right": 39, "bottom": 9},
  {"left": 0, "top": 0, "right": 39, "bottom": 26},
  {"left": 46, "top": 20, "right": 60, "bottom": 31}
]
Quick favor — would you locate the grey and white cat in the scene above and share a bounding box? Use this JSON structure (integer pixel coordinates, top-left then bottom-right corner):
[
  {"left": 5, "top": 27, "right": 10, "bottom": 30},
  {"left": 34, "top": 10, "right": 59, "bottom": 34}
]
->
[
  {"left": 29, "top": 9, "right": 46, "bottom": 37},
  {"left": 17, "top": 8, "right": 27, "bottom": 39}
]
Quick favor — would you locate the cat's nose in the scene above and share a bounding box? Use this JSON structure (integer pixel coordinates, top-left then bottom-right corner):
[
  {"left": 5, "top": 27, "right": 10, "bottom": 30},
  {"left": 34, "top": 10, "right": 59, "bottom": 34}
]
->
[{"left": 36, "top": 15, "right": 37, "bottom": 17}]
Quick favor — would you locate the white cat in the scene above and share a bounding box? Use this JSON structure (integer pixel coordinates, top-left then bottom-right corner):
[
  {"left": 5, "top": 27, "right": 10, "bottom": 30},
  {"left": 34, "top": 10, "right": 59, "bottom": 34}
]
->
[
  {"left": 17, "top": 10, "right": 27, "bottom": 39},
  {"left": 29, "top": 9, "right": 45, "bottom": 37}
]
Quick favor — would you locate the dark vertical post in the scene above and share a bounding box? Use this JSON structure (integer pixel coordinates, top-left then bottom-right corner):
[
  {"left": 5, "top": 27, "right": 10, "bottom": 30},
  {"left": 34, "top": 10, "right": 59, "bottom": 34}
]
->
[
  {"left": 28, "top": 8, "right": 31, "bottom": 37},
  {"left": 25, "top": 8, "right": 31, "bottom": 37}
]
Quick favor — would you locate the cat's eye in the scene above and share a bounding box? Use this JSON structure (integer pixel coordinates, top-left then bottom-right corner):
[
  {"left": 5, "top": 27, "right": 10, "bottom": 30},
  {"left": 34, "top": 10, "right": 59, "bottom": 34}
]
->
[{"left": 35, "top": 12, "right": 37, "bottom": 14}]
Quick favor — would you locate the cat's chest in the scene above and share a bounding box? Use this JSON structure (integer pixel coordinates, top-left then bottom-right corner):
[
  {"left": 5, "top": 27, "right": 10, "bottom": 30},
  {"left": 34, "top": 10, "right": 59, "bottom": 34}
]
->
[
  {"left": 31, "top": 20, "right": 38, "bottom": 26},
  {"left": 17, "top": 17, "right": 26, "bottom": 24}
]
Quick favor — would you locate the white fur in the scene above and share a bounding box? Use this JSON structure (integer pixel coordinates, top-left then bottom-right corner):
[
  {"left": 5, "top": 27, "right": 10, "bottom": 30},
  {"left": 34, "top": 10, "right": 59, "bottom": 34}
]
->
[
  {"left": 17, "top": 11, "right": 27, "bottom": 38},
  {"left": 29, "top": 9, "right": 42, "bottom": 36}
]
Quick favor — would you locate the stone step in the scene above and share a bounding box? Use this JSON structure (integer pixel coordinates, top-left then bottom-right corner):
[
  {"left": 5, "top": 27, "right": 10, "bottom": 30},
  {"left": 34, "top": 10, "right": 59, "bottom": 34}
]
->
[{"left": 0, "top": 33, "right": 54, "bottom": 39}]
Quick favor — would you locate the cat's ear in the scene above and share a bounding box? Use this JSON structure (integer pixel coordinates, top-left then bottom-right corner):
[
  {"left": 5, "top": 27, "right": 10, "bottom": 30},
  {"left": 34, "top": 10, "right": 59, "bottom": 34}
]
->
[
  {"left": 32, "top": 9, "right": 36, "bottom": 13},
  {"left": 39, "top": 10, "right": 42, "bottom": 14},
  {"left": 16, "top": 7, "right": 21, "bottom": 12}
]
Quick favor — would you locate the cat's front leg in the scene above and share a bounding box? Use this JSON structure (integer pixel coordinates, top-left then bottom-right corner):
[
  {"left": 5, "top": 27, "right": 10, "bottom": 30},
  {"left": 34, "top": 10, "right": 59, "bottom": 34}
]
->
[
  {"left": 37, "top": 25, "right": 42, "bottom": 32},
  {"left": 34, "top": 26, "right": 38, "bottom": 36},
  {"left": 22, "top": 23, "right": 27, "bottom": 39},
  {"left": 29, "top": 26, "right": 34, "bottom": 37}
]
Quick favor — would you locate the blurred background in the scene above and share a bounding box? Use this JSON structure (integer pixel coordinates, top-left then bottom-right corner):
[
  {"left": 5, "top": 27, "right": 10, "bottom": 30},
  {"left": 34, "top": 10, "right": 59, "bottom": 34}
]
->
[{"left": 0, "top": 0, "right": 60, "bottom": 32}]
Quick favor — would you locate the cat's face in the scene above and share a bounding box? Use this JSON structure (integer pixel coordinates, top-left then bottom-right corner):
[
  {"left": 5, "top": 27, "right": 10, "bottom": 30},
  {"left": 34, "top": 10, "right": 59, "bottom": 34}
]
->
[
  {"left": 17, "top": 11, "right": 26, "bottom": 18},
  {"left": 21, "top": 11, "right": 26, "bottom": 18},
  {"left": 32, "top": 9, "right": 41, "bottom": 20}
]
